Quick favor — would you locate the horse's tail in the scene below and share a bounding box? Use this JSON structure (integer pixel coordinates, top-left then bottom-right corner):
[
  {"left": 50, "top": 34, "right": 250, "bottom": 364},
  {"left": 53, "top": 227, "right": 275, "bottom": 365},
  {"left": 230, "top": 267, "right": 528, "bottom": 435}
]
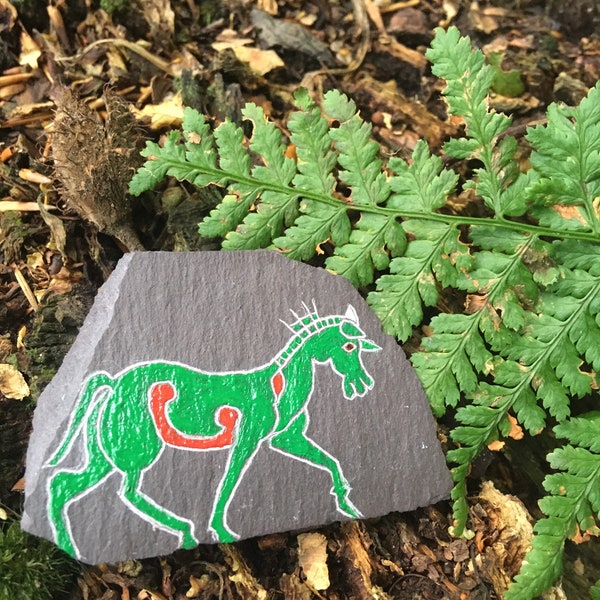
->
[{"left": 47, "top": 372, "right": 114, "bottom": 467}]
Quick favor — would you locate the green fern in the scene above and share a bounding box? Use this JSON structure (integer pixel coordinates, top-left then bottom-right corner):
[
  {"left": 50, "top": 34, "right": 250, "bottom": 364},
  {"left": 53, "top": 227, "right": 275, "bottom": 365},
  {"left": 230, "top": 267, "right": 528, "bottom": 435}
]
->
[
  {"left": 130, "top": 26, "right": 600, "bottom": 599},
  {"left": 506, "top": 414, "right": 600, "bottom": 600}
]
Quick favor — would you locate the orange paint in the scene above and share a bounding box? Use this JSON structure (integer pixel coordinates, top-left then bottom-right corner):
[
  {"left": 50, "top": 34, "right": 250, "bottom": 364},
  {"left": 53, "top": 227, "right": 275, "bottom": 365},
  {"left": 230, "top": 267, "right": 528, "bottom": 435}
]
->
[
  {"left": 271, "top": 372, "right": 284, "bottom": 396},
  {"left": 149, "top": 382, "right": 238, "bottom": 449}
]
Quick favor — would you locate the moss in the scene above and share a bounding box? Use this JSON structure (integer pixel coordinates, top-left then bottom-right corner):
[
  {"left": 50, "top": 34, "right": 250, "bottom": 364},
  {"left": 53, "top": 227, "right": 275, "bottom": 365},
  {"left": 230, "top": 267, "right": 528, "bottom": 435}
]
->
[
  {"left": 0, "top": 520, "right": 79, "bottom": 600},
  {"left": 99, "top": 0, "right": 129, "bottom": 15}
]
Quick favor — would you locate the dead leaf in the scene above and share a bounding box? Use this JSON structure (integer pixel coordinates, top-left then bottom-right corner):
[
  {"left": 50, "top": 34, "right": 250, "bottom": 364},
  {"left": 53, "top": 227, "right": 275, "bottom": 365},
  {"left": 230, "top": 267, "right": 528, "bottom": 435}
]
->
[
  {"left": 47, "top": 5, "right": 70, "bottom": 51},
  {"left": 13, "top": 266, "right": 38, "bottom": 311},
  {"left": 0, "top": 363, "right": 30, "bottom": 399},
  {"left": 440, "top": 0, "right": 459, "bottom": 26},
  {"left": 140, "top": 0, "right": 175, "bottom": 43},
  {"left": 0, "top": 0, "right": 17, "bottom": 29},
  {"left": 134, "top": 93, "right": 184, "bottom": 129},
  {"left": 365, "top": 0, "right": 386, "bottom": 35},
  {"left": 338, "top": 521, "right": 392, "bottom": 598},
  {"left": 0, "top": 83, "right": 24, "bottom": 100},
  {"left": 211, "top": 29, "right": 254, "bottom": 52},
  {"left": 19, "top": 28, "right": 41, "bottom": 69},
  {"left": 18, "top": 168, "right": 52, "bottom": 185},
  {"left": 137, "top": 590, "right": 167, "bottom": 600},
  {"left": 106, "top": 47, "right": 129, "bottom": 80},
  {"left": 186, "top": 575, "right": 209, "bottom": 597},
  {"left": 222, "top": 545, "right": 268, "bottom": 600},
  {"left": 487, "top": 439, "right": 505, "bottom": 451},
  {"left": 232, "top": 46, "right": 284, "bottom": 76},
  {"left": 279, "top": 573, "right": 312, "bottom": 599},
  {"left": 11, "top": 477, "right": 24, "bottom": 491},
  {"left": 469, "top": 1, "right": 498, "bottom": 34},
  {"left": 298, "top": 532, "right": 330, "bottom": 591},
  {"left": 257, "top": 0, "right": 278, "bottom": 14},
  {"left": 378, "top": 0, "right": 420, "bottom": 14},
  {"left": 507, "top": 413, "right": 524, "bottom": 440},
  {"left": 16, "top": 326, "right": 25, "bottom": 350},
  {"left": 37, "top": 195, "right": 67, "bottom": 258},
  {"left": 0, "top": 336, "right": 12, "bottom": 362},
  {"left": 251, "top": 9, "right": 335, "bottom": 67},
  {"left": 297, "top": 12, "right": 317, "bottom": 26},
  {"left": 36, "top": 266, "right": 78, "bottom": 299}
]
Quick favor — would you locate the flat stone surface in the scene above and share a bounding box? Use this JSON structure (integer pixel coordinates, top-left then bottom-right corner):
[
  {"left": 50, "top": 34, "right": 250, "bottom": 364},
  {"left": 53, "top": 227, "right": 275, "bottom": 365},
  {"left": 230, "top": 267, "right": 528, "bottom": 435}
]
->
[{"left": 23, "top": 251, "right": 452, "bottom": 564}]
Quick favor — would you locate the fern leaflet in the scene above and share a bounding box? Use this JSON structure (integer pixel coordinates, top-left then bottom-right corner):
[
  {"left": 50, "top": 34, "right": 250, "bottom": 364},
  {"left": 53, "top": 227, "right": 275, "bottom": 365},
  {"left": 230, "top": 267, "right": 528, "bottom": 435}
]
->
[{"left": 506, "top": 414, "right": 600, "bottom": 599}]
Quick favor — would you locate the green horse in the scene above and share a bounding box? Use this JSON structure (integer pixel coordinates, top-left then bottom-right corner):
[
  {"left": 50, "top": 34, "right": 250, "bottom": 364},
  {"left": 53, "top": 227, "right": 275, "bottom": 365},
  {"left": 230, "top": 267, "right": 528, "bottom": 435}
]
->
[{"left": 46, "top": 305, "right": 380, "bottom": 558}]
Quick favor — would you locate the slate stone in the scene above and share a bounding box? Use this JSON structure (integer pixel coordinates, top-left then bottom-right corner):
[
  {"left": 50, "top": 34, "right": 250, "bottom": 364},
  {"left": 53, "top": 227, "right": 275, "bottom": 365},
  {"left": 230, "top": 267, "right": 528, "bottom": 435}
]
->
[{"left": 22, "top": 251, "right": 452, "bottom": 564}]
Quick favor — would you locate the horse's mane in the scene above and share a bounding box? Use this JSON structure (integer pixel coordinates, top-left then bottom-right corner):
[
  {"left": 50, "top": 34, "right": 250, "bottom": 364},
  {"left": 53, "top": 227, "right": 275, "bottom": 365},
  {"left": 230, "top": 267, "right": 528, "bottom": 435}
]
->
[
  {"left": 275, "top": 303, "right": 355, "bottom": 369},
  {"left": 280, "top": 302, "right": 341, "bottom": 335}
]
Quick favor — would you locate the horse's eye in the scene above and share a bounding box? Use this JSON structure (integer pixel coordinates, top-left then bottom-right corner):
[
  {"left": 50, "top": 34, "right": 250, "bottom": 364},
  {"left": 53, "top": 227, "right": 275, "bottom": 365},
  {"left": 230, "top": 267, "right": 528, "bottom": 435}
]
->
[{"left": 343, "top": 342, "right": 356, "bottom": 352}]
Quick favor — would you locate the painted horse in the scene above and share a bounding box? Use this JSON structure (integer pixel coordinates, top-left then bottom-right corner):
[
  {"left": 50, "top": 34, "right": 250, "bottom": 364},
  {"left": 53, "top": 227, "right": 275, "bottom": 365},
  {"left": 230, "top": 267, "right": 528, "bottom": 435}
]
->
[{"left": 46, "top": 305, "right": 380, "bottom": 558}]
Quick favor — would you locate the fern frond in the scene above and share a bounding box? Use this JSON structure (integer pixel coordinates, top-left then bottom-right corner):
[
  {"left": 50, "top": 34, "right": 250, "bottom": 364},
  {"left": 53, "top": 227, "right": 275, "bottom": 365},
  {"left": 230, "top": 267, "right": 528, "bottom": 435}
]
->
[
  {"left": 447, "top": 396, "right": 514, "bottom": 533},
  {"left": 289, "top": 88, "right": 337, "bottom": 196},
  {"left": 388, "top": 140, "right": 459, "bottom": 212},
  {"left": 129, "top": 130, "right": 187, "bottom": 196},
  {"left": 221, "top": 103, "right": 299, "bottom": 250},
  {"left": 326, "top": 213, "right": 405, "bottom": 287},
  {"left": 527, "top": 82, "right": 600, "bottom": 234},
  {"left": 273, "top": 199, "right": 350, "bottom": 260},
  {"left": 199, "top": 120, "right": 256, "bottom": 238},
  {"left": 506, "top": 414, "right": 600, "bottom": 599},
  {"left": 321, "top": 90, "right": 396, "bottom": 286},
  {"left": 368, "top": 222, "right": 462, "bottom": 343},
  {"left": 446, "top": 263, "right": 599, "bottom": 535},
  {"left": 367, "top": 140, "right": 464, "bottom": 339},
  {"left": 323, "top": 90, "right": 389, "bottom": 207},
  {"left": 426, "top": 27, "right": 520, "bottom": 216},
  {"left": 180, "top": 108, "right": 220, "bottom": 185},
  {"left": 411, "top": 227, "right": 540, "bottom": 421}
]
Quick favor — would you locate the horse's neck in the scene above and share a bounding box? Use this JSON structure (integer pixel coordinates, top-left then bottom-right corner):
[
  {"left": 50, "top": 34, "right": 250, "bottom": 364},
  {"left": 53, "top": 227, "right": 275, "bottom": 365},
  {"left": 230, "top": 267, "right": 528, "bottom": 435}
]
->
[
  {"left": 272, "top": 343, "right": 317, "bottom": 423},
  {"left": 274, "top": 319, "right": 333, "bottom": 369}
]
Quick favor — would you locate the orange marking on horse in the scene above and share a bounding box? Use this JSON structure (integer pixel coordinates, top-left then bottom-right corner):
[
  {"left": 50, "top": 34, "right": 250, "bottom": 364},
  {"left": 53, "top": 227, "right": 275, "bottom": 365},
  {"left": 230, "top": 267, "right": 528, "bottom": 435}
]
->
[
  {"left": 271, "top": 372, "right": 284, "bottom": 397},
  {"left": 149, "top": 382, "right": 238, "bottom": 449}
]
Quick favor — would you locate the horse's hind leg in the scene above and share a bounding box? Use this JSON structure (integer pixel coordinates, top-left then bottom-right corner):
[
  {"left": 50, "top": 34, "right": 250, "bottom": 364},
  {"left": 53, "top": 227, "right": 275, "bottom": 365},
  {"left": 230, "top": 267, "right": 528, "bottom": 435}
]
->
[
  {"left": 48, "top": 402, "right": 113, "bottom": 558},
  {"left": 120, "top": 471, "right": 198, "bottom": 550}
]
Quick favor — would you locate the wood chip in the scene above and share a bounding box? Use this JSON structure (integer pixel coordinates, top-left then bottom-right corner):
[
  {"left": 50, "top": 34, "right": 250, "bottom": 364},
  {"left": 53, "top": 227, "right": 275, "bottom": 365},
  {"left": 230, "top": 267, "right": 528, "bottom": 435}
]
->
[{"left": 298, "top": 532, "right": 330, "bottom": 591}]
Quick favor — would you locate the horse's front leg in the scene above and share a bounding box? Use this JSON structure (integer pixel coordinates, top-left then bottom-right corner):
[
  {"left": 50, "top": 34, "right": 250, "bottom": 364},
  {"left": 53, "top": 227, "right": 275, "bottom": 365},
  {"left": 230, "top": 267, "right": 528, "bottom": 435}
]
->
[
  {"left": 269, "top": 412, "right": 362, "bottom": 518},
  {"left": 209, "top": 417, "right": 268, "bottom": 543}
]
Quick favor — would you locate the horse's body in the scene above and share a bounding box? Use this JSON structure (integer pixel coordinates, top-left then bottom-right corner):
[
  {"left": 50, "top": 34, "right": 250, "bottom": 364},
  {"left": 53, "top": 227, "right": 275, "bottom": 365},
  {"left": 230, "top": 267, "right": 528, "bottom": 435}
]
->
[{"left": 47, "top": 305, "right": 380, "bottom": 558}]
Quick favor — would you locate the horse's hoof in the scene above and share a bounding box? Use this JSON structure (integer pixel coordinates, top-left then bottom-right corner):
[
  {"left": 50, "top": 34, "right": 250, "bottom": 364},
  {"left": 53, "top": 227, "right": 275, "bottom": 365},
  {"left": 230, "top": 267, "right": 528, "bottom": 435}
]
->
[
  {"left": 209, "top": 525, "right": 237, "bottom": 543},
  {"left": 181, "top": 535, "right": 198, "bottom": 549}
]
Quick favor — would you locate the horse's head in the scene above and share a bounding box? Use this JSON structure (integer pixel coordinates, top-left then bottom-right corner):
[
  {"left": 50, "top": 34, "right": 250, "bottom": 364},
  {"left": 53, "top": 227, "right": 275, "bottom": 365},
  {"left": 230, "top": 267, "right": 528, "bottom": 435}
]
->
[{"left": 313, "top": 305, "right": 381, "bottom": 400}]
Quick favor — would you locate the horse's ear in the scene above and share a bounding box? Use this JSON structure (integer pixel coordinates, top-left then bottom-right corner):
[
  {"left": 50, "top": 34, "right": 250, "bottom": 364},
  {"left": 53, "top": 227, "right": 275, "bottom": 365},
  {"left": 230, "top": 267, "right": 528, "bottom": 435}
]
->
[
  {"left": 360, "top": 339, "right": 381, "bottom": 353},
  {"left": 344, "top": 305, "right": 358, "bottom": 323}
]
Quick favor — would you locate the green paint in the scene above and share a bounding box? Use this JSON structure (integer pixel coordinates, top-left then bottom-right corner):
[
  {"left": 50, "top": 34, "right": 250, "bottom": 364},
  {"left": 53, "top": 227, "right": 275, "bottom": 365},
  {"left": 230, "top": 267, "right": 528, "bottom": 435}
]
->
[{"left": 46, "top": 305, "right": 380, "bottom": 558}]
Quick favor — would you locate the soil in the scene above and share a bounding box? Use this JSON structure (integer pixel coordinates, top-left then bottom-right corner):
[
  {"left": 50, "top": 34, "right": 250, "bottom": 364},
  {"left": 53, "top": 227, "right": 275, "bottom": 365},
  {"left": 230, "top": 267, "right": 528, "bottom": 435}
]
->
[{"left": 1, "top": 1, "right": 599, "bottom": 598}]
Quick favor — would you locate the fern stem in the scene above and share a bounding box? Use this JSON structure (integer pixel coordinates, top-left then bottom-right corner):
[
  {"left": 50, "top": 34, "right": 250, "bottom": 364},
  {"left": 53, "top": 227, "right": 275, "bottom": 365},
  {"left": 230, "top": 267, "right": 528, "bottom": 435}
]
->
[{"left": 160, "top": 158, "right": 600, "bottom": 244}]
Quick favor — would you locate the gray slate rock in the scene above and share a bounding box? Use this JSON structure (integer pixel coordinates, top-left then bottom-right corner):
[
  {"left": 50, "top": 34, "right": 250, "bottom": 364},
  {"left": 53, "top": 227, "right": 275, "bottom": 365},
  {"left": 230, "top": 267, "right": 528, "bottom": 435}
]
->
[{"left": 22, "top": 251, "right": 451, "bottom": 564}]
